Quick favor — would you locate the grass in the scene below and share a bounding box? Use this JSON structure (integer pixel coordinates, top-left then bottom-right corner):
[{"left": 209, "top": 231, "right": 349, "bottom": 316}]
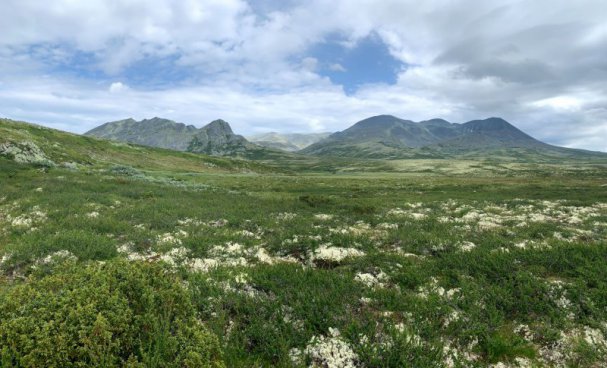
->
[{"left": 1, "top": 118, "right": 607, "bottom": 367}]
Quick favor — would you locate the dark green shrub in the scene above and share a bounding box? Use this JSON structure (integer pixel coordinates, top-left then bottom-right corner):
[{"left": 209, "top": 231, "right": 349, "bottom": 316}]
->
[
  {"left": 109, "top": 165, "right": 142, "bottom": 177},
  {"left": 0, "top": 260, "right": 224, "bottom": 368},
  {"left": 298, "top": 195, "right": 332, "bottom": 207}
]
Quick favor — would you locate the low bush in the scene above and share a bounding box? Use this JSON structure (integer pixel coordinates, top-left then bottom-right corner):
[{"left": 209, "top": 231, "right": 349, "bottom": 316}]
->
[{"left": 0, "top": 260, "right": 224, "bottom": 368}]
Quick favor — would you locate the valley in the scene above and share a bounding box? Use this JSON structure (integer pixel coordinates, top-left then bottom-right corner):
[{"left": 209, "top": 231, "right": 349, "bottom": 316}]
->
[{"left": 1, "top": 118, "right": 607, "bottom": 367}]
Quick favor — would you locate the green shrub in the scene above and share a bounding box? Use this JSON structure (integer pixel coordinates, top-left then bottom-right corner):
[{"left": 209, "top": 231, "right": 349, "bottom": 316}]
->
[
  {"left": 0, "top": 260, "right": 224, "bottom": 368},
  {"left": 109, "top": 165, "right": 142, "bottom": 177},
  {"left": 298, "top": 195, "right": 332, "bottom": 207}
]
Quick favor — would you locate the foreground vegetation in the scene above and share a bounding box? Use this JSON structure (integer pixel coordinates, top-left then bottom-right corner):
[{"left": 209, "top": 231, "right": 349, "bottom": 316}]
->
[{"left": 1, "top": 119, "right": 607, "bottom": 367}]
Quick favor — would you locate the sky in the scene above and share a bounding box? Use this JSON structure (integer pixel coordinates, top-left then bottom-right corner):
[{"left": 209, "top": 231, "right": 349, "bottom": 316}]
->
[{"left": 0, "top": 0, "right": 606, "bottom": 151}]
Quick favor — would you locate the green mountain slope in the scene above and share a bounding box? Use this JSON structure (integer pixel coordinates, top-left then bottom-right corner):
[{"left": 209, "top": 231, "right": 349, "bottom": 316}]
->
[
  {"left": 187, "top": 119, "right": 259, "bottom": 156},
  {"left": 85, "top": 117, "right": 198, "bottom": 151},
  {"left": 301, "top": 115, "right": 607, "bottom": 162},
  {"left": 0, "top": 118, "right": 279, "bottom": 174},
  {"left": 85, "top": 117, "right": 287, "bottom": 159}
]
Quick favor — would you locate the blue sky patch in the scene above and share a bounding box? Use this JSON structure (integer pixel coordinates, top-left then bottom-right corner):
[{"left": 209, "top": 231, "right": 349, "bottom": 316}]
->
[{"left": 308, "top": 34, "right": 405, "bottom": 94}]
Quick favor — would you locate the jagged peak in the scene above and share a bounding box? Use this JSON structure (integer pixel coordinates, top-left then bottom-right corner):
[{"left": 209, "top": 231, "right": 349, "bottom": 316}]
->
[{"left": 203, "top": 119, "right": 234, "bottom": 134}]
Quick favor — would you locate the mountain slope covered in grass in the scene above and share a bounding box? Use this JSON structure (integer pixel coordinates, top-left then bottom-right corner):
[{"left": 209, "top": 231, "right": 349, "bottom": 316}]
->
[
  {"left": 1, "top": 136, "right": 607, "bottom": 366},
  {"left": 1, "top": 117, "right": 607, "bottom": 367},
  {"left": 0, "top": 118, "right": 279, "bottom": 174},
  {"left": 302, "top": 115, "right": 607, "bottom": 161},
  {"left": 84, "top": 117, "right": 198, "bottom": 151}
]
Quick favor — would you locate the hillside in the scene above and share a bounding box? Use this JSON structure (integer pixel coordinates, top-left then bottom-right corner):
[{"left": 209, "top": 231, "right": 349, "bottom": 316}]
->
[
  {"left": 301, "top": 115, "right": 607, "bottom": 162},
  {"left": 2, "top": 123, "right": 607, "bottom": 367},
  {"left": 0, "top": 118, "right": 279, "bottom": 174},
  {"left": 84, "top": 117, "right": 198, "bottom": 151},
  {"left": 248, "top": 132, "right": 332, "bottom": 151},
  {"left": 85, "top": 117, "right": 287, "bottom": 159},
  {"left": 187, "top": 119, "right": 261, "bottom": 156},
  {"left": 2, "top": 116, "right": 607, "bottom": 367}
]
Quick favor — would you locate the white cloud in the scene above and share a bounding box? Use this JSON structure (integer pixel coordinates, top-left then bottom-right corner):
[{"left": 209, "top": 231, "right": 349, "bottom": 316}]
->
[
  {"left": 301, "top": 57, "right": 319, "bottom": 71},
  {"left": 0, "top": 0, "right": 606, "bottom": 151},
  {"left": 329, "top": 63, "right": 346, "bottom": 72},
  {"left": 109, "top": 82, "right": 128, "bottom": 93},
  {"left": 530, "top": 96, "right": 582, "bottom": 112},
  {"left": 308, "top": 118, "right": 325, "bottom": 131}
]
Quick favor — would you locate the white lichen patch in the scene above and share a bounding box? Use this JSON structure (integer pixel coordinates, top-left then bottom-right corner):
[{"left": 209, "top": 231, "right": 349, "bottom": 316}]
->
[
  {"left": 303, "top": 328, "right": 359, "bottom": 368},
  {"left": 386, "top": 207, "right": 428, "bottom": 220},
  {"left": 417, "top": 277, "right": 460, "bottom": 300},
  {"left": 254, "top": 247, "right": 298, "bottom": 265},
  {"left": 281, "top": 305, "right": 305, "bottom": 331},
  {"left": 34, "top": 250, "right": 77, "bottom": 267},
  {"left": 289, "top": 347, "right": 304, "bottom": 366},
  {"left": 547, "top": 280, "right": 575, "bottom": 319},
  {"left": 0, "top": 140, "right": 55, "bottom": 166},
  {"left": 458, "top": 241, "right": 476, "bottom": 252},
  {"left": 275, "top": 212, "right": 298, "bottom": 221},
  {"left": 376, "top": 222, "right": 398, "bottom": 230},
  {"left": 442, "top": 310, "right": 462, "bottom": 328},
  {"left": 8, "top": 207, "right": 47, "bottom": 229},
  {"left": 412, "top": 200, "right": 607, "bottom": 239},
  {"left": 538, "top": 326, "right": 607, "bottom": 367},
  {"left": 310, "top": 244, "right": 365, "bottom": 265},
  {"left": 0, "top": 253, "right": 12, "bottom": 268},
  {"left": 159, "top": 247, "right": 190, "bottom": 266},
  {"left": 188, "top": 258, "right": 220, "bottom": 272},
  {"left": 314, "top": 214, "right": 334, "bottom": 221},
  {"left": 328, "top": 221, "right": 388, "bottom": 239},
  {"left": 443, "top": 339, "right": 480, "bottom": 368},
  {"left": 177, "top": 218, "right": 205, "bottom": 227},
  {"left": 207, "top": 219, "right": 229, "bottom": 227},
  {"left": 86, "top": 211, "right": 100, "bottom": 219},
  {"left": 210, "top": 241, "right": 244, "bottom": 256},
  {"left": 156, "top": 231, "right": 187, "bottom": 246},
  {"left": 355, "top": 270, "right": 389, "bottom": 289}
]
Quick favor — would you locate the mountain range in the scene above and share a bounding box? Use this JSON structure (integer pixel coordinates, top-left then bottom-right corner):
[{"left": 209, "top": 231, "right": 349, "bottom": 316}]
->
[
  {"left": 86, "top": 117, "right": 270, "bottom": 157},
  {"left": 302, "top": 115, "right": 605, "bottom": 160},
  {"left": 248, "top": 132, "right": 332, "bottom": 151},
  {"left": 85, "top": 115, "right": 607, "bottom": 161}
]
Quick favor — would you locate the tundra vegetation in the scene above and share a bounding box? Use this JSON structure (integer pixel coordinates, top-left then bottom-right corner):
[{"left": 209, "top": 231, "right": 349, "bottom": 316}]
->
[{"left": 1, "top": 118, "right": 607, "bottom": 367}]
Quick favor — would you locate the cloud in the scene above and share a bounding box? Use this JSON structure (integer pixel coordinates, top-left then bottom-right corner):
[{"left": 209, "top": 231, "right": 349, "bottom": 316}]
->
[
  {"left": 530, "top": 96, "right": 583, "bottom": 112},
  {"left": 329, "top": 63, "right": 346, "bottom": 72},
  {"left": 109, "top": 82, "right": 128, "bottom": 93},
  {"left": 0, "top": 0, "right": 606, "bottom": 151},
  {"left": 301, "top": 57, "right": 319, "bottom": 71}
]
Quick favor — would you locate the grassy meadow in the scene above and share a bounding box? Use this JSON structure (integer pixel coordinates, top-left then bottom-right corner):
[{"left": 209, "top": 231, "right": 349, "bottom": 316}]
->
[{"left": 1, "top": 119, "right": 607, "bottom": 367}]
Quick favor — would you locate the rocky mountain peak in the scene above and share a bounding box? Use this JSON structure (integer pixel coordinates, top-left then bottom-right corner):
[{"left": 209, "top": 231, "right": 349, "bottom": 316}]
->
[{"left": 203, "top": 119, "right": 234, "bottom": 135}]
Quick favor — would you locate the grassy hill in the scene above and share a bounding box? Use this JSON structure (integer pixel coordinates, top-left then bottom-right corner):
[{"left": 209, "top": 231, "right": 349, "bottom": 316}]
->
[
  {"left": 1, "top": 118, "right": 607, "bottom": 367},
  {"left": 85, "top": 117, "right": 294, "bottom": 161},
  {"left": 0, "top": 118, "right": 281, "bottom": 174}
]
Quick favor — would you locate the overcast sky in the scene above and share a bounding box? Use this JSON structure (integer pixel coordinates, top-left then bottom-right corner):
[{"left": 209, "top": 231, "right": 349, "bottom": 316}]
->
[{"left": 1, "top": 0, "right": 606, "bottom": 151}]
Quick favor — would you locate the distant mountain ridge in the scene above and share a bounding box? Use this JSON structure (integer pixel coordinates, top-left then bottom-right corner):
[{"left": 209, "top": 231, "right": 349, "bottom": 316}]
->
[
  {"left": 85, "top": 117, "right": 198, "bottom": 151},
  {"left": 85, "top": 117, "right": 271, "bottom": 157},
  {"left": 301, "top": 115, "right": 606, "bottom": 160},
  {"left": 85, "top": 114, "right": 607, "bottom": 162},
  {"left": 187, "top": 119, "right": 260, "bottom": 156},
  {"left": 248, "top": 132, "right": 332, "bottom": 151}
]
